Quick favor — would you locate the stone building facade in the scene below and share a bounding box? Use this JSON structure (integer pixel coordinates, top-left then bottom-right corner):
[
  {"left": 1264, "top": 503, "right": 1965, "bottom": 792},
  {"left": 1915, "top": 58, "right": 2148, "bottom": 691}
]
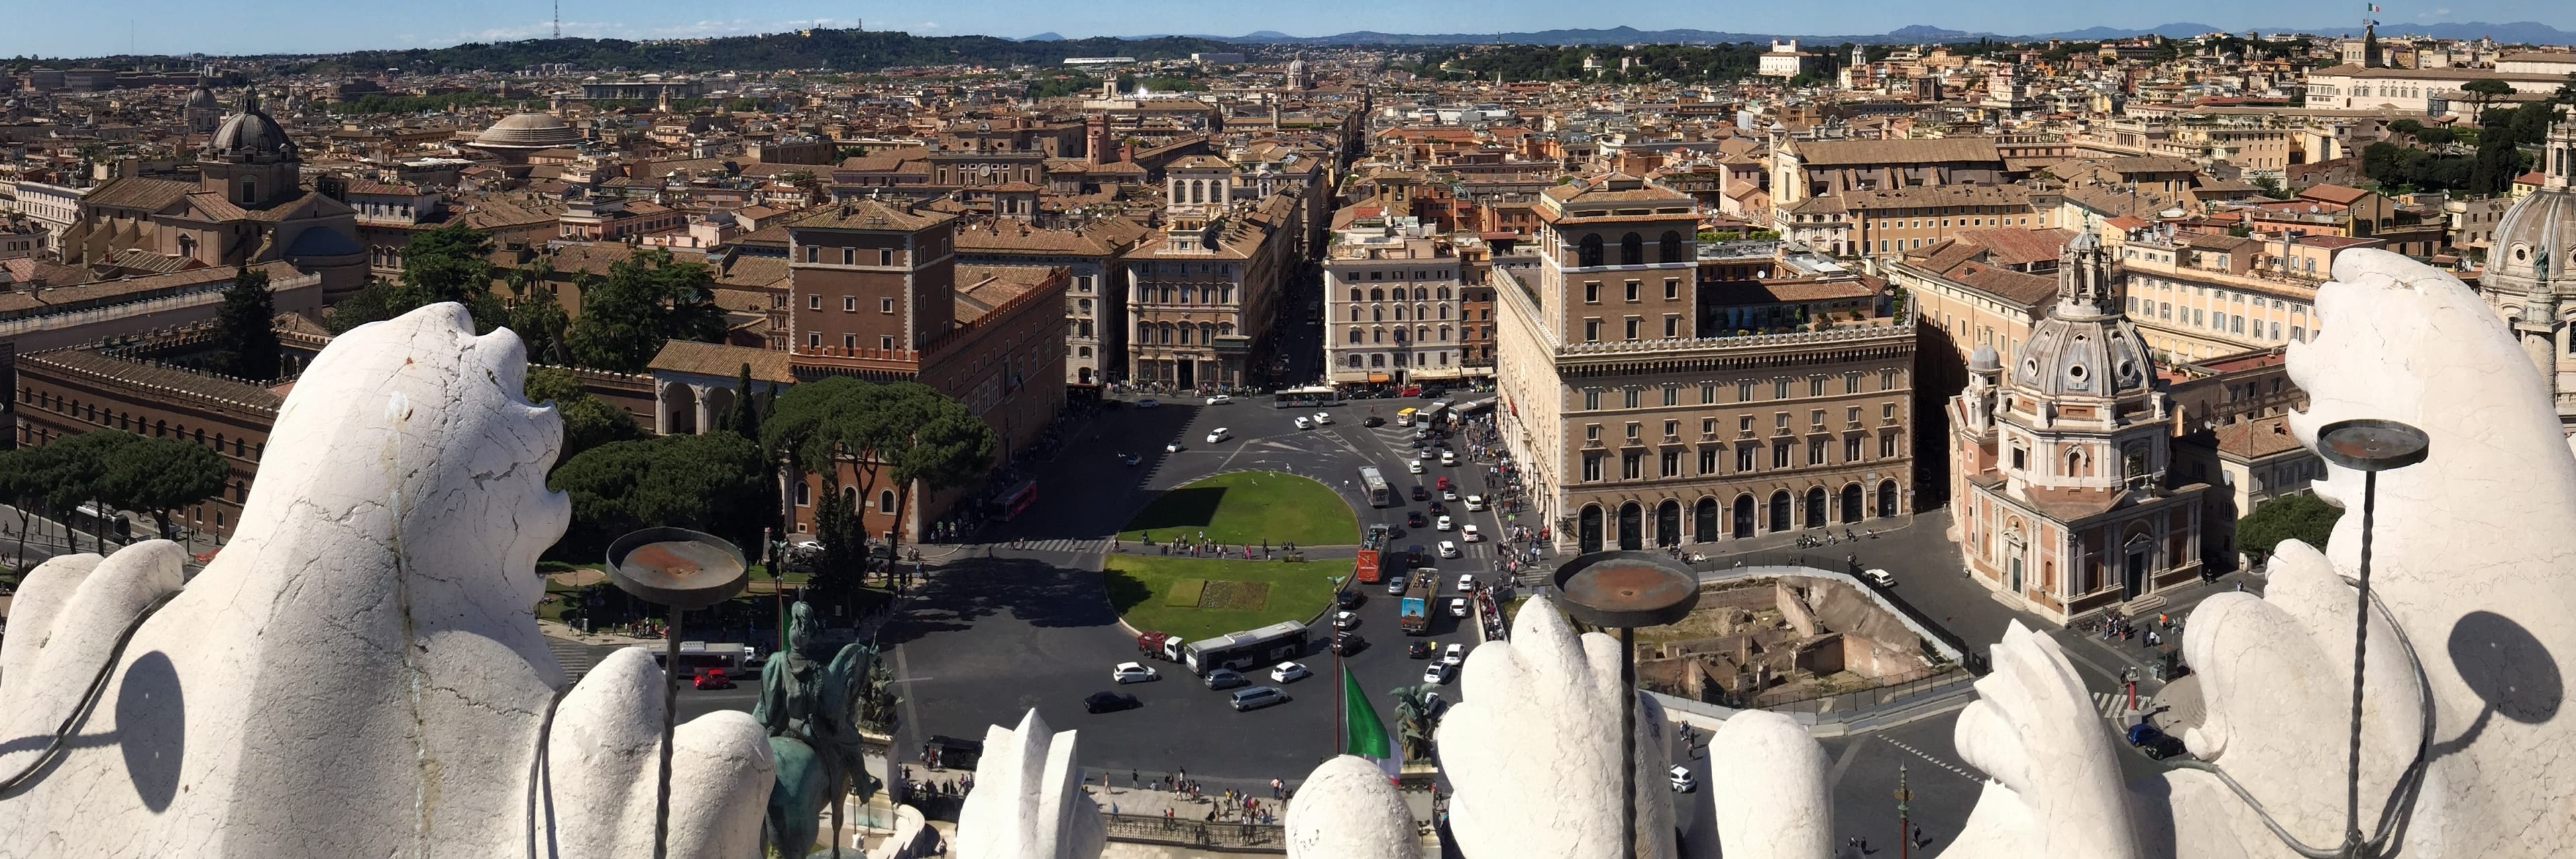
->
[{"left": 1323, "top": 216, "right": 1463, "bottom": 387}]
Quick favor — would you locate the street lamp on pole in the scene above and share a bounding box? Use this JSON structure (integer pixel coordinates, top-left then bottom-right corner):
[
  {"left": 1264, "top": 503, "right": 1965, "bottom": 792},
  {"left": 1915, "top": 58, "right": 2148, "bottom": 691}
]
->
[
  {"left": 1551, "top": 551, "right": 1699, "bottom": 858},
  {"left": 604, "top": 527, "right": 749, "bottom": 859}
]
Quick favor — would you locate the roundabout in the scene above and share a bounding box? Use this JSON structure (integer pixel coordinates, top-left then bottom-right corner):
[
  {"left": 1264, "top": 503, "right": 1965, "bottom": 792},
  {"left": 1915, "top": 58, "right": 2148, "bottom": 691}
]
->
[{"left": 1107, "top": 470, "right": 1359, "bottom": 640}]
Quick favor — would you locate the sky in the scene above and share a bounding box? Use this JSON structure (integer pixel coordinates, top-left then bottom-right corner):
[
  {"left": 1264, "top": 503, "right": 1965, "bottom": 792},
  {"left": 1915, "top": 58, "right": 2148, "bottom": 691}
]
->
[{"left": 7, "top": 0, "right": 2573, "bottom": 59}]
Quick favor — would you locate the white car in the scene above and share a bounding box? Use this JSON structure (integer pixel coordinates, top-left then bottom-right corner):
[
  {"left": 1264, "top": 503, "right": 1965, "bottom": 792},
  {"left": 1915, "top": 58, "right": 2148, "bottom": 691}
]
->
[
  {"left": 1136, "top": 398, "right": 1161, "bottom": 409},
  {"left": 1423, "top": 662, "right": 1454, "bottom": 685},
  {"left": 1112, "top": 662, "right": 1159, "bottom": 684},
  {"left": 1669, "top": 765, "right": 1697, "bottom": 793},
  {"left": 1335, "top": 610, "right": 1360, "bottom": 629},
  {"left": 1205, "top": 395, "right": 1233, "bottom": 405},
  {"left": 1440, "top": 643, "right": 1466, "bottom": 665},
  {"left": 1436, "top": 515, "right": 1454, "bottom": 532},
  {"left": 1448, "top": 597, "right": 1470, "bottom": 617},
  {"left": 1205, "top": 427, "right": 1231, "bottom": 444},
  {"left": 1293, "top": 416, "right": 1312, "bottom": 430},
  {"left": 1407, "top": 460, "right": 1425, "bottom": 474},
  {"left": 1862, "top": 568, "right": 1896, "bottom": 587},
  {"left": 1313, "top": 412, "right": 1334, "bottom": 425},
  {"left": 1440, "top": 450, "right": 1458, "bottom": 466},
  {"left": 1460, "top": 524, "right": 1482, "bottom": 542},
  {"left": 1165, "top": 442, "right": 1183, "bottom": 453},
  {"left": 1442, "top": 488, "right": 1459, "bottom": 501},
  {"left": 1463, "top": 495, "right": 1486, "bottom": 511},
  {"left": 1455, "top": 574, "right": 1475, "bottom": 593},
  {"left": 1438, "top": 540, "right": 1461, "bottom": 558},
  {"left": 1269, "top": 662, "right": 1310, "bottom": 683},
  {"left": 1415, "top": 448, "right": 1430, "bottom": 461}
]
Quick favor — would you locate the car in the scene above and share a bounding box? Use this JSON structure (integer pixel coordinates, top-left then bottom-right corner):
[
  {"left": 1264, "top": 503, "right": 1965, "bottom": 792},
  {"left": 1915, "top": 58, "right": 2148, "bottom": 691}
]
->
[
  {"left": 1385, "top": 572, "right": 1409, "bottom": 595},
  {"left": 1333, "top": 634, "right": 1368, "bottom": 656},
  {"left": 1205, "top": 428, "right": 1231, "bottom": 444},
  {"left": 1406, "top": 511, "right": 1428, "bottom": 528},
  {"left": 1229, "top": 686, "right": 1291, "bottom": 712},
  {"left": 1669, "top": 766, "right": 1697, "bottom": 793},
  {"left": 1463, "top": 495, "right": 1486, "bottom": 511},
  {"left": 1408, "top": 640, "right": 1436, "bottom": 660},
  {"left": 692, "top": 668, "right": 735, "bottom": 690},
  {"left": 1461, "top": 524, "right": 1483, "bottom": 542},
  {"left": 1413, "top": 428, "right": 1430, "bottom": 441},
  {"left": 1442, "top": 643, "right": 1466, "bottom": 665},
  {"left": 1440, "top": 450, "right": 1458, "bottom": 466},
  {"left": 1428, "top": 501, "right": 1449, "bottom": 516},
  {"left": 2127, "top": 723, "right": 2190, "bottom": 760},
  {"left": 1422, "top": 662, "right": 1454, "bottom": 685},
  {"left": 1113, "top": 662, "right": 1160, "bottom": 684},
  {"left": 1165, "top": 442, "right": 1183, "bottom": 453},
  {"left": 1203, "top": 668, "right": 1249, "bottom": 691},
  {"left": 1400, "top": 385, "right": 1423, "bottom": 397},
  {"left": 1411, "top": 486, "right": 1430, "bottom": 502},
  {"left": 1136, "top": 398, "right": 1161, "bottom": 409},
  {"left": 1415, "top": 448, "right": 1431, "bottom": 461},
  {"left": 1436, "top": 476, "right": 1453, "bottom": 491},
  {"left": 1442, "top": 488, "right": 1460, "bottom": 501},
  {"left": 1436, "top": 515, "right": 1454, "bottom": 532},
  {"left": 1313, "top": 412, "right": 1334, "bottom": 425},
  {"left": 1862, "top": 568, "right": 1897, "bottom": 587},
  {"left": 1407, "top": 460, "right": 1425, "bottom": 474},
  {"left": 1084, "top": 691, "right": 1142, "bottom": 714},
  {"left": 1336, "top": 589, "right": 1365, "bottom": 609},
  {"left": 1205, "top": 395, "right": 1232, "bottom": 405},
  {"left": 1362, "top": 415, "right": 1386, "bottom": 427},
  {"left": 1448, "top": 597, "right": 1470, "bottom": 617},
  {"left": 1269, "top": 662, "right": 1311, "bottom": 683},
  {"left": 1335, "top": 610, "right": 1361, "bottom": 630},
  {"left": 1456, "top": 574, "right": 1476, "bottom": 593},
  {"left": 1120, "top": 452, "right": 1142, "bottom": 466},
  {"left": 1293, "top": 416, "right": 1312, "bottom": 430},
  {"left": 1422, "top": 691, "right": 1446, "bottom": 715},
  {"left": 1438, "top": 540, "right": 1462, "bottom": 558},
  {"left": 1385, "top": 525, "right": 1407, "bottom": 540}
]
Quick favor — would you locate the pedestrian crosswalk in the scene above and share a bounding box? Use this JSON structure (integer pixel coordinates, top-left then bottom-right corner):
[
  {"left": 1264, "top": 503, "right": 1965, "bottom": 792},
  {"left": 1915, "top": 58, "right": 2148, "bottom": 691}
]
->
[
  {"left": 544, "top": 636, "right": 618, "bottom": 685},
  {"left": 1012, "top": 538, "right": 1110, "bottom": 554},
  {"left": 2092, "top": 691, "right": 2136, "bottom": 720}
]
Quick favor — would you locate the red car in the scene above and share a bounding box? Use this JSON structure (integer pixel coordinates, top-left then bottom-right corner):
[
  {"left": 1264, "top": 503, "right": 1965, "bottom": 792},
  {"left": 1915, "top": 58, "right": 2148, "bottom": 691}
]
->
[{"left": 692, "top": 668, "right": 735, "bottom": 690}]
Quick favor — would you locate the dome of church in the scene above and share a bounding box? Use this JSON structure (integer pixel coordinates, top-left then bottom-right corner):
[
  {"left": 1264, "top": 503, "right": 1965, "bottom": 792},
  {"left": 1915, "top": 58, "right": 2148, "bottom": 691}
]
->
[
  {"left": 184, "top": 86, "right": 219, "bottom": 109},
  {"left": 1970, "top": 343, "right": 2000, "bottom": 373},
  {"left": 2010, "top": 235, "right": 2155, "bottom": 400},
  {"left": 473, "top": 112, "right": 584, "bottom": 150},
  {"left": 2487, "top": 188, "right": 2576, "bottom": 291},
  {"left": 210, "top": 91, "right": 294, "bottom": 160}
]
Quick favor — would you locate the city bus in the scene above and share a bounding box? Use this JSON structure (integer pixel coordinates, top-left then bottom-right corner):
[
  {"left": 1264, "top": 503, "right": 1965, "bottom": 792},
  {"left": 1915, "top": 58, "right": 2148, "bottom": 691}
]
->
[
  {"left": 1358, "top": 466, "right": 1394, "bottom": 507},
  {"left": 1395, "top": 407, "right": 1419, "bottom": 427},
  {"left": 1398, "top": 576, "right": 1437, "bottom": 635},
  {"left": 1273, "top": 385, "right": 1343, "bottom": 409},
  {"left": 1353, "top": 548, "right": 1382, "bottom": 585},
  {"left": 630, "top": 641, "right": 761, "bottom": 676},
  {"left": 998, "top": 478, "right": 1038, "bottom": 521},
  {"left": 1417, "top": 401, "right": 1449, "bottom": 425},
  {"left": 1182, "top": 620, "right": 1309, "bottom": 674}
]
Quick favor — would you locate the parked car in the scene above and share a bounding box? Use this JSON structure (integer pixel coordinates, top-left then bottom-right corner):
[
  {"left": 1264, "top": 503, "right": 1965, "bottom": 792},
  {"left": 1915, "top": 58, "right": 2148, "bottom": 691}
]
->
[
  {"left": 1337, "top": 589, "right": 1365, "bottom": 609},
  {"left": 1408, "top": 640, "right": 1436, "bottom": 660},
  {"left": 1205, "top": 395, "right": 1232, "bottom": 405},
  {"left": 1668, "top": 766, "right": 1697, "bottom": 793},
  {"left": 1385, "top": 572, "right": 1408, "bottom": 595},
  {"left": 1448, "top": 597, "right": 1470, "bottom": 618},
  {"left": 1332, "top": 634, "right": 1368, "bottom": 656},
  {"left": 1436, "top": 515, "right": 1454, "bottom": 532},
  {"left": 1313, "top": 412, "right": 1334, "bottom": 425},
  {"left": 1422, "top": 662, "right": 1454, "bottom": 685},
  {"left": 1407, "top": 511, "right": 1428, "bottom": 528},
  {"left": 1113, "top": 662, "right": 1160, "bottom": 684},
  {"left": 1456, "top": 574, "right": 1476, "bottom": 593},
  {"left": 1204, "top": 668, "right": 1249, "bottom": 691},
  {"left": 1136, "top": 398, "right": 1161, "bottom": 409},
  {"left": 2127, "top": 723, "right": 2190, "bottom": 760},
  {"left": 1084, "top": 691, "right": 1142, "bottom": 714},
  {"left": 1411, "top": 485, "right": 1430, "bottom": 502},
  {"left": 1461, "top": 524, "right": 1482, "bottom": 542},
  {"left": 1439, "top": 540, "right": 1461, "bottom": 558},
  {"left": 1862, "top": 568, "right": 1897, "bottom": 587},
  {"left": 1269, "top": 662, "right": 1311, "bottom": 683},
  {"left": 1335, "top": 610, "right": 1361, "bottom": 630},
  {"left": 1362, "top": 415, "right": 1386, "bottom": 427},
  {"left": 1407, "top": 460, "right": 1425, "bottom": 474},
  {"left": 1230, "top": 686, "right": 1291, "bottom": 712},
  {"left": 1463, "top": 495, "right": 1486, "bottom": 511},
  {"left": 692, "top": 668, "right": 735, "bottom": 690},
  {"left": 1293, "top": 416, "right": 1312, "bottom": 430},
  {"left": 1205, "top": 428, "right": 1231, "bottom": 444},
  {"left": 1442, "top": 643, "right": 1466, "bottom": 666}
]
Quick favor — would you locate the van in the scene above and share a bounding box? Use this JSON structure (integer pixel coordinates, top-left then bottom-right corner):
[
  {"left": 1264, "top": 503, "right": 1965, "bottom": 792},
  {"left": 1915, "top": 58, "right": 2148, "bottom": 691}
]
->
[{"left": 1228, "top": 686, "right": 1289, "bottom": 712}]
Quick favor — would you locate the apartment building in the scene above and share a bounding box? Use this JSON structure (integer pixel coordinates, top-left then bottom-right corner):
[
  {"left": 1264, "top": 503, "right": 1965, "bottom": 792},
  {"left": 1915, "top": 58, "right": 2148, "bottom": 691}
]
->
[{"left": 1322, "top": 215, "right": 1465, "bottom": 387}]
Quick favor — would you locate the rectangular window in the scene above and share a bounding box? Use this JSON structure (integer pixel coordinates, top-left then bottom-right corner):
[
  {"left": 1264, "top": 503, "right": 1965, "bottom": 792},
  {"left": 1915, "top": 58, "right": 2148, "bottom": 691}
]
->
[
  {"left": 1663, "top": 419, "right": 1680, "bottom": 438},
  {"left": 1846, "top": 436, "right": 1864, "bottom": 462},
  {"left": 1739, "top": 380, "right": 1758, "bottom": 401},
  {"left": 1623, "top": 388, "right": 1642, "bottom": 409},
  {"left": 1701, "top": 446, "right": 1719, "bottom": 474},
  {"left": 879, "top": 248, "right": 894, "bottom": 266},
  {"left": 1774, "top": 412, "right": 1790, "bottom": 432},
  {"left": 1585, "top": 319, "right": 1603, "bottom": 342},
  {"left": 1664, "top": 279, "right": 1680, "bottom": 300},
  {"left": 1624, "top": 317, "right": 1640, "bottom": 340},
  {"left": 1846, "top": 406, "right": 1862, "bottom": 427},
  {"left": 1773, "top": 442, "right": 1793, "bottom": 469},
  {"left": 844, "top": 296, "right": 859, "bottom": 312},
  {"left": 843, "top": 334, "right": 857, "bottom": 349},
  {"left": 804, "top": 246, "right": 820, "bottom": 263},
  {"left": 842, "top": 248, "right": 855, "bottom": 265},
  {"left": 1701, "top": 383, "right": 1719, "bottom": 404},
  {"left": 1881, "top": 433, "right": 1900, "bottom": 458},
  {"left": 881, "top": 336, "right": 894, "bottom": 350},
  {"left": 1809, "top": 442, "right": 1828, "bottom": 466},
  {"left": 1738, "top": 446, "right": 1758, "bottom": 472},
  {"left": 1810, "top": 409, "right": 1827, "bottom": 427},
  {"left": 881, "top": 297, "right": 896, "bottom": 313},
  {"left": 1584, "top": 389, "right": 1602, "bottom": 410},
  {"left": 1883, "top": 403, "right": 1898, "bottom": 423},
  {"left": 1809, "top": 376, "right": 1827, "bottom": 397},
  {"left": 1739, "top": 415, "right": 1755, "bottom": 436},
  {"left": 1664, "top": 315, "right": 1680, "bottom": 338},
  {"left": 1621, "top": 451, "right": 1643, "bottom": 480},
  {"left": 1845, "top": 370, "right": 1864, "bottom": 392},
  {"left": 1662, "top": 385, "right": 1680, "bottom": 407},
  {"left": 1882, "top": 368, "right": 1899, "bottom": 389},
  {"left": 1774, "top": 378, "right": 1792, "bottom": 399},
  {"left": 1660, "top": 450, "right": 1681, "bottom": 477},
  {"left": 806, "top": 332, "right": 821, "bottom": 347},
  {"left": 1701, "top": 417, "right": 1717, "bottom": 437},
  {"left": 1586, "top": 423, "right": 1602, "bottom": 441},
  {"left": 1625, "top": 421, "right": 1641, "bottom": 440},
  {"left": 1624, "top": 281, "right": 1640, "bottom": 301},
  {"left": 1585, "top": 283, "right": 1601, "bottom": 303},
  {"left": 1583, "top": 452, "right": 1604, "bottom": 481},
  {"left": 807, "top": 295, "right": 822, "bottom": 310}
]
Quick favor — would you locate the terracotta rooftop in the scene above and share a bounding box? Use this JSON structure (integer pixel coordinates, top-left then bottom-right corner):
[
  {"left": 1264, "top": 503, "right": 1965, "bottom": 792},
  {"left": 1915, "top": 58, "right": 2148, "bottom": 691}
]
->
[
  {"left": 646, "top": 339, "right": 795, "bottom": 383},
  {"left": 2212, "top": 415, "right": 2307, "bottom": 460}
]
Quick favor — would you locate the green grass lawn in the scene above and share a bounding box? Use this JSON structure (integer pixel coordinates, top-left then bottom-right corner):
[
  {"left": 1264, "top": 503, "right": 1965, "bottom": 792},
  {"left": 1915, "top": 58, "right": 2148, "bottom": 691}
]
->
[
  {"left": 1115, "top": 470, "right": 1357, "bottom": 546},
  {"left": 1104, "top": 554, "right": 1345, "bottom": 641}
]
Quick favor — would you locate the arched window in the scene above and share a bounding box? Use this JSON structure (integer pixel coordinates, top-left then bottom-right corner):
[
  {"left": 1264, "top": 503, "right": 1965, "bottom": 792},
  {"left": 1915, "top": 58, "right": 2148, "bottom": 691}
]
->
[
  {"left": 1349, "top": 327, "right": 1364, "bottom": 344},
  {"left": 1660, "top": 230, "right": 1685, "bottom": 262},
  {"left": 1078, "top": 319, "right": 1093, "bottom": 338},
  {"left": 1370, "top": 288, "right": 1385, "bottom": 301},
  {"left": 1578, "top": 234, "right": 1604, "bottom": 266},
  {"left": 1178, "top": 325, "right": 1193, "bottom": 344},
  {"left": 1395, "top": 305, "right": 1407, "bottom": 321},
  {"left": 1414, "top": 287, "right": 1428, "bottom": 301},
  {"left": 1373, "top": 306, "right": 1384, "bottom": 321},
  {"left": 1371, "top": 354, "right": 1386, "bottom": 367},
  {"left": 1373, "top": 327, "right": 1385, "bottom": 344},
  {"left": 1078, "top": 298, "right": 1092, "bottom": 313},
  {"left": 877, "top": 489, "right": 897, "bottom": 513},
  {"left": 1350, "top": 288, "right": 1362, "bottom": 302},
  {"left": 1349, "top": 307, "right": 1362, "bottom": 321},
  {"left": 1619, "top": 232, "right": 1644, "bottom": 266},
  {"left": 1415, "top": 325, "right": 1429, "bottom": 342},
  {"left": 1439, "top": 325, "right": 1451, "bottom": 340},
  {"left": 1437, "top": 287, "right": 1451, "bottom": 301},
  {"left": 1218, "top": 322, "right": 1234, "bottom": 336},
  {"left": 1349, "top": 354, "right": 1366, "bottom": 367},
  {"left": 1438, "top": 305, "right": 1450, "bottom": 319}
]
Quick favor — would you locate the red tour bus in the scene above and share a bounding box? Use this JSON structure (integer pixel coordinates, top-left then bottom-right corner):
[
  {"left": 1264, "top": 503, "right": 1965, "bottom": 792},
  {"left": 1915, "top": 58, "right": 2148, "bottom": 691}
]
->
[
  {"left": 1354, "top": 548, "right": 1382, "bottom": 584},
  {"left": 1000, "top": 479, "right": 1038, "bottom": 520}
]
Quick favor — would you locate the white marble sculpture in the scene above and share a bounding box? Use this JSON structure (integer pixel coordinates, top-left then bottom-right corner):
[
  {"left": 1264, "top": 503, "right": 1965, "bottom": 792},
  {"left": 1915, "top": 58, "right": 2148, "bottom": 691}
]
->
[
  {"left": 1703, "top": 710, "right": 1832, "bottom": 859},
  {"left": 1286, "top": 755, "right": 1423, "bottom": 859},
  {"left": 1435, "top": 593, "right": 1676, "bottom": 859},
  {"left": 0, "top": 304, "right": 773, "bottom": 858},
  {"left": 951, "top": 709, "right": 1105, "bottom": 859}
]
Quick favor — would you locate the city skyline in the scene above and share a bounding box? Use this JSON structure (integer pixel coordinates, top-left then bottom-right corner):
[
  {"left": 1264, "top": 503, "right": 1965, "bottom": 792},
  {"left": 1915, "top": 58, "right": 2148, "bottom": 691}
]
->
[{"left": 9, "top": 0, "right": 2576, "bottom": 60}]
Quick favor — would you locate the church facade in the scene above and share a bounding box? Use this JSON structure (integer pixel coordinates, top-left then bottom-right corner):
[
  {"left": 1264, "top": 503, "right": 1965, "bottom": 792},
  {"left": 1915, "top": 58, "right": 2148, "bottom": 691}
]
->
[
  {"left": 2479, "top": 115, "right": 2576, "bottom": 432},
  {"left": 1947, "top": 232, "right": 2209, "bottom": 625}
]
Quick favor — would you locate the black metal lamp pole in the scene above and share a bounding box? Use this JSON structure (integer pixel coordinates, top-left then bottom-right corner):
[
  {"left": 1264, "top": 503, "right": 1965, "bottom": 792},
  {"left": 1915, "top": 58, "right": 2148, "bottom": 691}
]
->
[
  {"left": 1550, "top": 551, "right": 1699, "bottom": 859},
  {"left": 2313, "top": 419, "right": 2429, "bottom": 859},
  {"left": 603, "top": 527, "right": 749, "bottom": 859}
]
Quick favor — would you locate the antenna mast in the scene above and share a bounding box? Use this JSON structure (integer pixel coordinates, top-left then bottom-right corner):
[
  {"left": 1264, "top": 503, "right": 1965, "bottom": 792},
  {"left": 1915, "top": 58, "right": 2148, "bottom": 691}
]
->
[{"left": 553, "top": 0, "right": 560, "bottom": 38}]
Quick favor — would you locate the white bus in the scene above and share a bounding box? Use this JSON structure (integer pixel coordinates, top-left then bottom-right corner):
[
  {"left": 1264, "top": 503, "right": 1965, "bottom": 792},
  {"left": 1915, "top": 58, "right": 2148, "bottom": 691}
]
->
[
  {"left": 1358, "top": 466, "right": 1394, "bottom": 507},
  {"left": 630, "top": 640, "right": 761, "bottom": 676}
]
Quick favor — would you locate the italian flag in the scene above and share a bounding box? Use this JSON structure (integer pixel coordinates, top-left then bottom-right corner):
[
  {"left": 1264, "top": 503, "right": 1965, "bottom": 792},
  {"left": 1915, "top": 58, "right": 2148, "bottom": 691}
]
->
[{"left": 1341, "top": 667, "right": 1399, "bottom": 781}]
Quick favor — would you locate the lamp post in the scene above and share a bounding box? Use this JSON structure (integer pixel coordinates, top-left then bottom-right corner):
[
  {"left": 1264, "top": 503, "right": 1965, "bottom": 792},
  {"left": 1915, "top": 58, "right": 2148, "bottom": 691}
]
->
[
  {"left": 605, "top": 527, "right": 750, "bottom": 859},
  {"left": 1551, "top": 550, "right": 1700, "bottom": 858},
  {"left": 2312, "top": 418, "right": 2430, "bottom": 858}
]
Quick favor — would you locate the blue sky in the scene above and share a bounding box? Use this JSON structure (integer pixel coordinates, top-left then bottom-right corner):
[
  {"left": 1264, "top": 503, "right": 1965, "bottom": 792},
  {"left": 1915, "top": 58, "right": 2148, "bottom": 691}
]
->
[{"left": 6, "top": 0, "right": 2571, "bottom": 58}]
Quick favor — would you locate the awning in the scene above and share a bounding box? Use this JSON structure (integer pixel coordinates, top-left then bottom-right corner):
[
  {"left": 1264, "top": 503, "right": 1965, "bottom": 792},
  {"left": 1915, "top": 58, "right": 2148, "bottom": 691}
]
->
[{"left": 1366, "top": 372, "right": 1391, "bottom": 383}]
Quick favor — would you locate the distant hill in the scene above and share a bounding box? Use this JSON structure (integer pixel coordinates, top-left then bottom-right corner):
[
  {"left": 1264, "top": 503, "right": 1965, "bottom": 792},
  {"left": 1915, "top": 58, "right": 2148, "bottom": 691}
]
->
[
  {"left": 1193, "top": 20, "right": 2576, "bottom": 46},
  {"left": 33, "top": 28, "right": 1245, "bottom": 73},
  {"left": 1018, "top": 32, "right": 1064, "bottom": 42}
]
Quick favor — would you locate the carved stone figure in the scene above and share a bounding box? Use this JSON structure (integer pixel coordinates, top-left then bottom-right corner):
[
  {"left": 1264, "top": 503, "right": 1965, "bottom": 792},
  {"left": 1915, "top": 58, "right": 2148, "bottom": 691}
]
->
[
  {"left": 0, "top": 304, "right": 772, "bottom": 858},
  {"left": 1389, "top": 684, "right": 1443, "bottom": 763},
  {"left": 756, "top": 601, "right": 881, "bottom": 857},
  {"left": 951, "top": 709, "right": 1104, "bottom": 859}
]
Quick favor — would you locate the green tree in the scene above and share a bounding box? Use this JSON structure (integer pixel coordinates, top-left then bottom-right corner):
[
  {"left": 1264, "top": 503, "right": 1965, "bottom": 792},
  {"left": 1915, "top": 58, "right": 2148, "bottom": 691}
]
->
[
  {"left": 0, "top": 446, "right": 58, "bottom": 568},
  {"left": 547, "top": 432, "right": 769, "bottom": 560},
  {"left": 2236, "top": 493, "right": 2345, "bottom": 563},
  {"left": 2461, "top": 78, "right": 2514, "bottom": 119},
  {"left": 325, "top": 224, "right": 508, "bottom": 333},
  {"left": 2251, "top": 174, "right": 2290, "bottom": 199},
  {"left": 38, "top": 431, "right": 132, "bottom": 554},
  {"left": 731, "top": 364, "right": 762, "bottom": 440},
  {"left": 761, "top": 378, "right": 996, "bottom": 593},
  {"left": 210, "top": 266, "right": 282, "bottom": 381},
  {"left": 525, "top": 366, "right": 646, "bottom": 464},
  {"left": 105, "top": 435, "right": 230, "bottom": 542},
  {"left": 565, "top": 248, "right": 727, "bottom": 372}
]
